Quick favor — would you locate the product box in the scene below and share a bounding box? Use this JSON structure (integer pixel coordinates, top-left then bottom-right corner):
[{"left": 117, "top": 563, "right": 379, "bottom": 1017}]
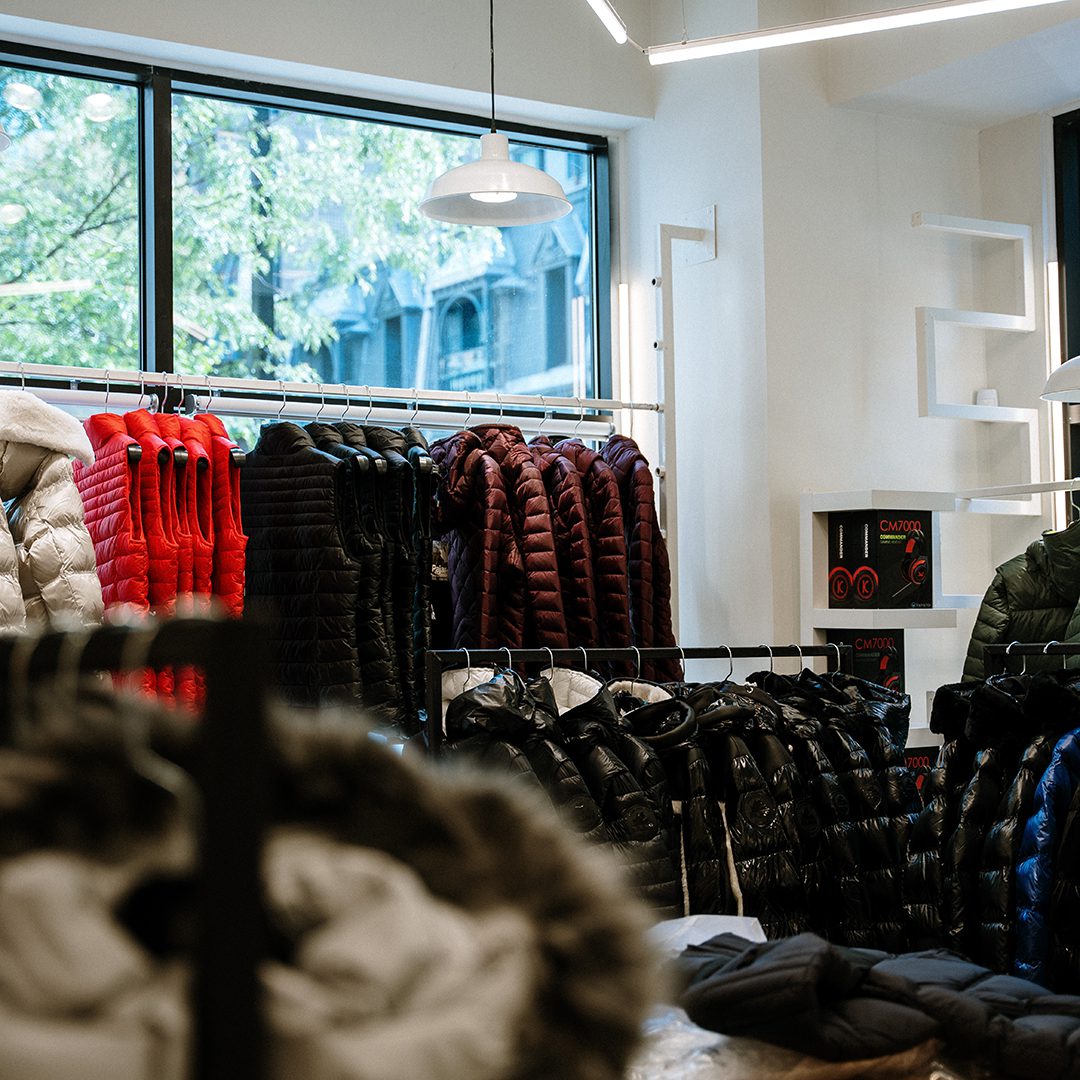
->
[
  {"left": 825, "top": 628, "right": 906, "bottom": 693},
  {"left": 827, "top": 509, "right": 933, "bottom": 608}
]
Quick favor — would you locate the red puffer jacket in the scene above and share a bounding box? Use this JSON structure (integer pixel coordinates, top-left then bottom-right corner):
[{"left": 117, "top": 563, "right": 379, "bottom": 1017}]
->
[
  {"left": 178, "top": 418, "right": 215, "bottom": 604},
  {"left": 472, "top": 425, "right": 568, "bottom": 649},
  {"left": 431, "top": 429, "right": 524, "bottom": 649},
  {"left": 73, "top": 414, "right": 150, "bottom": 614},
  {"left": 151, "top": 414, "right": 195, "bottom": 606},
  {"left": 529, "top": 435, "right": 599, "bottom": 650},
  {"left": 195, "top": 414, "right": 247, "bottom": 618},
  {"left": 554, "top": 438, "right": 634, "bottom": 660},
  {"left": 600, "top": 435, "right": 681, "bottom": 683},
  {"left": 123, "top": 410, "right": 179, "bottom": 619}
]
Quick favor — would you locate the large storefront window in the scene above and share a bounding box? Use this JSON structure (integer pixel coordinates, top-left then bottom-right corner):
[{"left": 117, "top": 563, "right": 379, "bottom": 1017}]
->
[
  {"left": 171, "top": 92, "right": 597, "bottom": 396},
  {"left": 0, "top": 66, "right": 139, "bottom": 369}
]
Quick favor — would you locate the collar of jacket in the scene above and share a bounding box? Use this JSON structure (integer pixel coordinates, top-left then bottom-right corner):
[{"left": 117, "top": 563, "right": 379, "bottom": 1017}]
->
[
  {"left": 253, "top": 421, "right": 317, "bottom": 457},
  {"left": 470, "top": 423, "right": 529, "bottom": 465},
  {"left": 0, "top": 390, "right": 92, "bottom": 465},
  {"left": 429, "top": 430, "right": 488, "bottom": 524},
  {"left": 1028, "top": 518, "right": 1080, "bottom": 599}
]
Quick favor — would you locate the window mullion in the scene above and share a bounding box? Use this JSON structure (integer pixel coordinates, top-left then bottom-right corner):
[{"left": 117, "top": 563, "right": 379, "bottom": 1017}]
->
[{"left": 141, "top": 70, "right": 174, "bottom": 374}]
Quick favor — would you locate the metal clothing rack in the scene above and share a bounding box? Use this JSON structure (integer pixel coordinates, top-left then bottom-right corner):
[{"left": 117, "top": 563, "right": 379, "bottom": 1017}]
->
[
  {"left": 423, "top": 643, "right": 853, "bottom": 754},
  {"left": 983, "top": 641, "right": 1080, "bottom": 676},
  {"left": 0, "top": 616, "right": 270, "bottom": 1080}
]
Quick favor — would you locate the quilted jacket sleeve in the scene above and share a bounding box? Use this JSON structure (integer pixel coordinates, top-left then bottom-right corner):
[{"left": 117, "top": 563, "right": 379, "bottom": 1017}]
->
[
  {"left": 964, "top": 569, "right": 1011, "bottom": 682},
  {"left": 15, "top": 453, "right": 103, "bottom": 628}
]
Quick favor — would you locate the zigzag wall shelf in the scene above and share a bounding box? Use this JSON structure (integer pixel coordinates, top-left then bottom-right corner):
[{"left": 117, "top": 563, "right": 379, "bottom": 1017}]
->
[{"left": 913, "top": 211, "right": 1040, "bottom": 516}]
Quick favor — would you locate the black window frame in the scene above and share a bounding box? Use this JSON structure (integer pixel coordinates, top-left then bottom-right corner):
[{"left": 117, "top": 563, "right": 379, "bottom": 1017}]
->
[
  {"left": 0, "top": 38, "right": 613, "bottom": 397},
  {"left": 1056, "top": 109, "right": 1080, "bottom": 476}
]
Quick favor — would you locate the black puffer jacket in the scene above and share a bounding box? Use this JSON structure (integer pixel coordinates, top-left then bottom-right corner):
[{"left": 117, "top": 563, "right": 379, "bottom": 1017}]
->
[
  {"left": 362, "top": 427, "right": 420, "bottom": 729},
  {"left": 692, "top": 691, "right": 808, "bottom": 939},
  {"left": 548, "top": 669, "right": 681, "bottom": 916},
  {"left": 402, "top": 427, "right": 434, "bottom": 723},
  {"left": 941, "top": 675, "right": 1028, "bottom": 961},
  {"left": 975, "top": 674, "right": 1080, "bottom": 972},
  {"left": 241, "top": 422, "right": 364, "bottom": 707},
  {"left": 612, "top": 680, "right": 730, "bottom": 916},
  {"left": 676, "top": 931, "right": 1080, "bottom": 1079},
  {"left": 304, "top": 423, "right": 400, "bottom": 717},
  {"left": 751, "top": 670, "right": 904, "bottom": 950}
]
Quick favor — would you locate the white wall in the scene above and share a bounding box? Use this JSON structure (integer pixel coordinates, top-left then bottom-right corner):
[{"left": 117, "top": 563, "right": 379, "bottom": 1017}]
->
[{"left": 618, "top": 0, "right": 773, "bottom": 678}]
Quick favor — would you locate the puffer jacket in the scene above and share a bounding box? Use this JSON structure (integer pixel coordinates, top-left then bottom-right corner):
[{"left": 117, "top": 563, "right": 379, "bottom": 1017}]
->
[
  {"left": 473, "top": 425, "right": 568, "bottom": 649},
  {"left": 976, "top": 674, "right": 1080, "bottom": 972},
  {"left": 554, "top": 439, "right": 633, "bottom": 668},
  {"left": 1050, "top": 780, "right": 1080, "bottom": 992},
  {"left": 611, "top": 680, "right": 727, "bottom": 916},
  {"left": 364, "top": 427, "right": 421, "bottom": 728},
  {"left": 151, "top": 414, "right": 194, "bottom": 608},
  {"left": 1015, "top": 727, "right": 1080, "bottom": 986},
  {"left": 547, "top": 668, "right": 681, "bottom": 916},
  {"left": 529, "top": 436, "right": 599, "bottom": 651},
  {"left": 176, "top": 419, "right": 214, "bottom": 603},
  {"left": 305, "top": 424, "right": 399, "bottom": 718},
  {"left": 430, "top": 430, "right": 524, "bottom": 649},
  {"left": 676, "top": 931, "right": 1080, "bottom": 1078},
  {"left": 441, "top": 668, "right": 607, "bottom": 846},
  {"left": 599, "top": 435, "right": 681, "bottom": 683},
  {"left": 0, "top": 392, "right": 102, "bottom": 632},
  {"left": 942, "top": 675, "right": 1029, "bottom": 961},
  {"left": 402, "top": 428, "right": 434, "bottom": 720},
  {"left": 74, "top": 413, "right": 149, "bottom": 614},
  {"left": 965, "top": 519, "right": 1080, "bottom": 682},
  {"left": 193, "top": 413, "right": 246, "bottom": 618},
  {"left": 241, "top": 422, "right": 363, "bottom": 706},
  {"left": 123, "top": 410, "right": 179, "bottom": 619}
]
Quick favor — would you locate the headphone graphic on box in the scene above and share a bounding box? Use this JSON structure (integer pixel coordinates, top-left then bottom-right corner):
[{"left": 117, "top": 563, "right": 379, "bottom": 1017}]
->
[
  {"left": 878, "top": 647, "right": 901, "bottom": 690},
  {"left": 892, "top": 530, "right": 927, "bottom": 599}
]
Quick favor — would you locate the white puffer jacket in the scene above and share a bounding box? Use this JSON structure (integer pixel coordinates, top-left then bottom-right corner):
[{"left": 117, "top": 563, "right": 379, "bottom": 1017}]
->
[{"left": 0, "top": 391, "right": 103, "bottom": 632}]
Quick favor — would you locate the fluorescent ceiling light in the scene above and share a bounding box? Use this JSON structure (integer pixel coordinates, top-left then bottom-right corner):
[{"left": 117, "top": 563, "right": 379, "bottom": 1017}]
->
[
  {"left": 584, "top": 0, "right": 629, "bottom": 44},
  {"left": 646, "top": 0, "right": 1074, "bottom": 63}
]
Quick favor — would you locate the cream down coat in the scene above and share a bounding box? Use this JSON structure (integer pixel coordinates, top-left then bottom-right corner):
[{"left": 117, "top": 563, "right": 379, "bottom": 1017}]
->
[{"left": 0, "top": 391, "right": 103, "bottom": 631}]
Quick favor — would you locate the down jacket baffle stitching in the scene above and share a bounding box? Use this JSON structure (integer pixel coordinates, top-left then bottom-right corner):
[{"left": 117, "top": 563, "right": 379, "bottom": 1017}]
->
[
  {"left": 194, "top": 413, "right": 247, "bottom": 618},
  {"left": 599, "top": 435, "right": 681, "bottom": 683},
  {"left": 1014, "top": 727, "right": 1080, "bottom": 986},
  {"left": 976, "top": 674, "right": 1080, "bottom": 973},
  {"left": 472, "top": 425, "right": 568, "bottom": 649},
  {"left": 241, "top": 422, "right": 363, "bottom": 706},
  {"left": 430, "top": 430, "right": 524, "bottom": 649},
  {"left": 177, "top": 418, "right": 215, "bottom": 600},
  {"left": 529, "top": 436, "right": 599, "bottom": 651},
  {"left": 0, "top": 391, "right": 103, "bottom": 632},
  {"left": 554, "top": 438, "right": 634, "bottom": 668},
  {"left": 402, "top": 428, "right": 434, "bottom": 713},
  {"left": 964, "top": 518, "right": 1080, "bottom": 682},
  {"left": 305, "top": 424, "right": 399, "bottom": 717},
  {"left": 74, "top": 413, "right": 149, "bottom": 614},
  {"left": 1050, "top": 779, "right": 1080, "bottom": 992}
]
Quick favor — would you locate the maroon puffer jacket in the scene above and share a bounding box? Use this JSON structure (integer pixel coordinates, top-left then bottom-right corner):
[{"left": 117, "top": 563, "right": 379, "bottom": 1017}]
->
[
  {"left": 555, "top": 438, "right": 634, "bottom": 661},
  {"left": 472, "top": 425, "right": 569, "bottom": 649},
  {"left": 600, "top": 434, "right": 682, "bottom": 682},
  {"left": 529, "top": 435, "right": 599, "bottom": 651},
  {"left": 431, "top": 429, "right": 524, "bottom": 649}
]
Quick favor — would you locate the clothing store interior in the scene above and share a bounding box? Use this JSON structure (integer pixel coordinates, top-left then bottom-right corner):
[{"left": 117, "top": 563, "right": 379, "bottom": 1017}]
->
[{"left": 7, "top": 0, "right": 1080, "bottom": 1077}]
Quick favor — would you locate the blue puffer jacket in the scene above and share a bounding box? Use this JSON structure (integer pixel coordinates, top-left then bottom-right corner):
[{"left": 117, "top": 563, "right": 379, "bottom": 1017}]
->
[{"left": 1014, "top": 727, "right": 1080, "bottom": 986}]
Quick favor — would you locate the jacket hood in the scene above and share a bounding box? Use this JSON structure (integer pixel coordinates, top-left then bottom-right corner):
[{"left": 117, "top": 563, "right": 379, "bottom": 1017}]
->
[
  {"left": 0, "top": 391, "right": 92, "bottom": 465},
  {"left": 1027, "top": 518, "right": 1080, "bottom": 599},
  {"left": 254, "top": 422, "right": 317, "bottom": 457},
  {"left": 471, "top": 423, "right": 529, "bottom": 464},
  {"left": 430, "top": 430, "right": 487, "bottom": 527}
]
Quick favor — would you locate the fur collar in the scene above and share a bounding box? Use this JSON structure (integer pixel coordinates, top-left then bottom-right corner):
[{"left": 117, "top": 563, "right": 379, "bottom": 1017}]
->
[{"left": 0, "top": 391, "right": 93, "bottom": 464}]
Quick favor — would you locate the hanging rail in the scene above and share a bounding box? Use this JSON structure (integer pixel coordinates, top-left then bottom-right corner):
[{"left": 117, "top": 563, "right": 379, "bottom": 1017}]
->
[
  {"left": 423, "top": 643, "right": 853, "bottom": 754},
  {"left": 983, "top": 640, "right": 1080, "bottom": 676},
  {"left": 0, "top": 617, "right": 270, "bottom": 1080}
]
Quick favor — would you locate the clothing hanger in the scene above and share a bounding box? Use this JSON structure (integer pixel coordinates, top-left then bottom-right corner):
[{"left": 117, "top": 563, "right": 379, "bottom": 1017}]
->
[
  {"left": 1043, "top": 640, "right": 1065, "bottom": 670},
  {"left": 720, "top": 644, "right": 734, "bottom": 683},
  {"left": 788, "top": 642, "right": 803, "bottom": 674},
  {"left": 1006, "top": 640, "right": 1027, "bottom": 675},
  {"left": 631, "top": 645, "right": 642, "bottom": 679},
  {"left": 759, "top": 643, "right": 775, "bottom": 674}
]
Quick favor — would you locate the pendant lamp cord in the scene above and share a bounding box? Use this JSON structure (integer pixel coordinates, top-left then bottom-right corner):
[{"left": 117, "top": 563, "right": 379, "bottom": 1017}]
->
[{"left": 489, "top": 0, "right": 496, "bottom": 133}]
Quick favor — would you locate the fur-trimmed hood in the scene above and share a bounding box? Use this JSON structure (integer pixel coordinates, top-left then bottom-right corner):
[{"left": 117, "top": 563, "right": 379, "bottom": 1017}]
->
[{"left": 0, "top": 390, "right": 93, "bottom": 465}]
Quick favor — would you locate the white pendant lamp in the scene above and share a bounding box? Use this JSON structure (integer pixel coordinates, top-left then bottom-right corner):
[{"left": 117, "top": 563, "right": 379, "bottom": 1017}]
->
[
  {"left": 1043, "top": 356, "right": 1080, "bottom": 401},
  {"left": 420, "top": 0, "right": 571, "bottom": 227}
]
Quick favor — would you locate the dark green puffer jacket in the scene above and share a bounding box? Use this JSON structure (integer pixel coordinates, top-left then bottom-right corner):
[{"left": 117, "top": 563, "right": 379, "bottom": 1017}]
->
[{"left": 964, "top": 520, "right": 1080, "bottom": 682}]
